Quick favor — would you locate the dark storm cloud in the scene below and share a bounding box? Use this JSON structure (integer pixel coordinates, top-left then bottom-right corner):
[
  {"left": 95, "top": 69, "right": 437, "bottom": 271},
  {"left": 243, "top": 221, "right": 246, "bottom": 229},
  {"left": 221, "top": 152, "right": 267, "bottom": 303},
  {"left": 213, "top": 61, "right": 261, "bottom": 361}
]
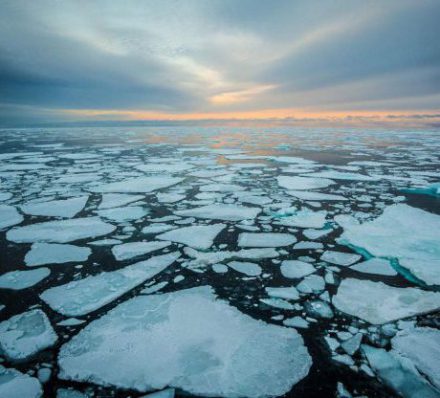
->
[{"left": 0, "top": 0, "right": 439, "bottom": 124}]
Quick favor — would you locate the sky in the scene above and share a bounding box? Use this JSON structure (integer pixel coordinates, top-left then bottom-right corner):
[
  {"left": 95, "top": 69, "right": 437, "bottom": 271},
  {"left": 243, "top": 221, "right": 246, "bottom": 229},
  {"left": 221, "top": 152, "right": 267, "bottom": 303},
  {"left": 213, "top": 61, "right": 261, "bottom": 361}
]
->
[{"left": 0, "top": 0, "right": 439, "bottom": 127}]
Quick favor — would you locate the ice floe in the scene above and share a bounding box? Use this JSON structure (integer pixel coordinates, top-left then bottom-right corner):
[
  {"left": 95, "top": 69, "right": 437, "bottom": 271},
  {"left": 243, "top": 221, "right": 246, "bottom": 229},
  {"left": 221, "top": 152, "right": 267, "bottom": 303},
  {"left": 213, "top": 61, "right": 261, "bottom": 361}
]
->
[
  {"left": 98, "top": 193, "right": 145, "bottom": 209},
  {"left": 0, "top": 309, "right": 57, "bottom": 360},
  {"left": 41, "top": 252, "right": 180, "bottom": 316},
  {"left": 333, "top": 278, "right": 440, "bottom": 324},
  {"left": 0, "top": 205, "right": 23, "bottom": 230},
  {"left": 21, "top": 196, "right": 88, "bottom": 218},
  {"left": 227, "top": 261, "right": 262, "bottom": 276},
  {"left": 0, "top": 268, "right": 50, "bottom": 290},
  {"left": 320, "top": 250, "right": 361, "bottom": 266},
  {"left": 280, "top": 260, "right": 316, "bottom": 279},
  {"left": 277, "top": 176, "right": 335, "bottom": 190},
  {"left": 7, "top": 217, "right": 116, "bottom": 243},
  {"left": 238, "top": 232, "right": 296, "bottom": 248},
  {"left": 175, "top": 204, "right": 260, "bottom": 221},
  {"left": 350, "top": 258, "right": 397, "bottom": 276},
  {"left": 112, "top": 241, "right": 171, "bottom": 261},
  {"left": 58, "top": 286, "right": 312, "bottom": 397},
  {"left": 157, "top": 224, "right": 225, "bottom": 250},
  {"left": 90, "top": 176, "right": 183, "bottom": 193},
  {"left": 0, "top": 365, "right": 42, "bottom": 398},
  {"left": 25, "top": 243, "right": 91, "bottom": 266}
]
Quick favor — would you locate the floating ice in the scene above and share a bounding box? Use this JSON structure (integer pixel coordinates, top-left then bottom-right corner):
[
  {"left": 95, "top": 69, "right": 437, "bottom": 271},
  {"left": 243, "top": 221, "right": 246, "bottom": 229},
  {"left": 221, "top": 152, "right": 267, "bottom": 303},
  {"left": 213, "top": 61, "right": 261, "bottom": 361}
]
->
[
  {"left": 0, "top": 309, "right": 57, "bottom": 360},
  {"left": 0, "top": 365, "right": 42, "bottom": 398},
  {"left": 97, "top": 206, "right": 148, "bottom": 222},
  {"left": 136, "top": 163, "right": 194, "bottom": 173},
  {"left": 227, "top": 261, "right": 262, "bottom": 276},
  {"left": 112, "top": 241, "right": 171, "bottom": 261},
  {"left": 99, "top": 194, "right": 144, "bottom": 209},
  {"left": 156, "top": 193, "right": 185, "bottom": 203},
  {"left": 200, "top": 183, "right": 245, "bottom": 192},
  {"left": 304, "top": 171, "right": 378, "bottom": 181},
  {"left": 58, "top": 286, "right": 312, "bottom": 397},
  {"left": 265, "top": 286, "right": 300, "bottom": 301},
  {"left": 25, "top": 243, "right": 91, "bottom": 266},
  {"left": 0, "top": 205, "right": 23, "bottom": 230},
  {"left": 7, "top": 217, "right": 116, "bottom": 243},
  {"left": 339, "top": 204, "right": 440, "bottom": 284},
  {"left": 362, "top": 345, "right": 440, "bottom": 398},
  {"left": 277, "top": 176, "right": 335, "bottom": 191},
  {"left": 275, "top": 209, "right": 327, "bottom": 229},
  {"left": 157, "top": 224, "right": 225, "bottom": 250},
  {"left": 260, "top": 298, "right": 295, "bottom": 310},
  {"left": 392, "top": 327, "right": 440, "bottom": 390},
  {"left": 333, "top": 278, "right": 440, "bottom": 324},
  {"left": 320, "top": 251, "right": 361, "bottom": 266},
  {"left": 41, "top": 252, "right": 180, "bottom": 316},
  {"left": 175, "top": 204, "right": 260, "bottom": 221},
  {"left": 90, "top": 177, "right": 183, "bottom": 193},
  {"left": 350, "top": 258, "right": 397, "bottom": 276},
  {"left": 238, "top": 232, "right": 296, "bottom": 248},
  {"left": 285, "top": 190, "right": 347, "bottom": 201},
  {"left": 280, "top": 260, "right": 316, "bottom": 279},
  {"left": 0, "top": 268, "right": 50, "bottom": 290},
  {"left": 142, "top": 224, "right": 176, "bottom": 234},
  {"left": 21, "top": 196, "right": 88, "bottom": 218}
]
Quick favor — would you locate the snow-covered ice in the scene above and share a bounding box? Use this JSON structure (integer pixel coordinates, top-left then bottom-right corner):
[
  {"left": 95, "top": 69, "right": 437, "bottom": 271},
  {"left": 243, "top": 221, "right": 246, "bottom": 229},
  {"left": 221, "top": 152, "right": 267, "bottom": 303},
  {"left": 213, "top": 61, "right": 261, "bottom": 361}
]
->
[
  {"left": 112, "top": 241, "right": 171, "bottom": 261},
  {"left": 277, "top": 176, "right": 335, "bottom": 191},
  {"left": 238, "top": 232, "right": 296, "bottom": 248},
  {"left": 0, "top": 268, "right": 50, "bottom": 290},
  {"left": 320, "top": 250, "right": 361, "bottom": 266},
  {"left": 25, "top": 243, "right": 91, "bottom": 266},
  {"left": 90, "top": 177, "right": 184, "bottom": 193},
  {"left": 21, "top": 196, "right": 88, "bottom": 218},
  {"left": 157, "top": 224, "right": 225, "bottom": 250},
  {"left": 58, "top": 286, "right": 312, "bottom": 397},
  {"left": 0, "top": 205, "right": 23, "bottom": 230},
  {"left": 0, "top": 365, "right": 42, "bottom": 398},
  {"left": 41, "top": 252, "right": 180, "bottom": 316},
  {"left": 175, "top": 204, "right": 261, "bottom": 221}
]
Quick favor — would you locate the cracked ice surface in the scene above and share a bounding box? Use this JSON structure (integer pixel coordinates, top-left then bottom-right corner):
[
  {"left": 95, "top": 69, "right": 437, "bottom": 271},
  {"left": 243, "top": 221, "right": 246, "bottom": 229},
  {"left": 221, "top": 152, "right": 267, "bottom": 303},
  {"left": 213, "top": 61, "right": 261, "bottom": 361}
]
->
[{"left": 58, "top": 287, "right": 312, "bottom": 397}]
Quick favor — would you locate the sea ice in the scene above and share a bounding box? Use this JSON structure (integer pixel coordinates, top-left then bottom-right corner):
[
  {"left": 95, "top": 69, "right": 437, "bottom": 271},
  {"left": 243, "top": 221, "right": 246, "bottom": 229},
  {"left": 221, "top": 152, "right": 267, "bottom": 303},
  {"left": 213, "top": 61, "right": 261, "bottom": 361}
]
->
[
  {"left": 227, "top": 261, "right": 262, "bottom": 276},
  {"left": 41, "top": 252, "right": 180, "bottom": 316},
  {"left": 0, "top": 205, "right": 23, "bottom": 230},
  {"left": 90, "top": 176, "right": 183, "bottom": 193},
  {"left": 0, "top": 365, "right": 42, "bottom": 398},
  {"left": 277, "top": 176, "right": 335, "bottom": 191},
  {"left": 97, "top": 206, "right": 148, "bottom": 222},
  {"left": 157, "top": 224, "right": 225, "bottom": 250},
  {"left": 112, "top": 241, "right": 171, "bottom": 261},
  {"left": 175, "top": 204, "right": 260, "bottom": 221},
  {"left": 21, "top": 196, "right": 88, "bottom": 218},
  {"left": 0, "top": 309, "right": 57, "bottom": 360},
  {"left": 333, "top": 278, "right": 440, "bottom": 324},
  {"left": 275, "top": 209, "right": 327, "bottom": 229},
  {"left": 286, "top": 190, "right": 347, "bottom": 201},
  {"left": 58, "top": 286, "right": 312, "bottom": 397},
  {"left": 265, "top": 286, "right": 300, "bottom": 301},
  {"left": 320, "top": 251, "right": 361, "bottom": 266},
  {"left": 7, "top": 217, "right": 116, "bottom": 243},
  {"left": 350, "top": 258, "right": 397, "bottom": 276},
  {"left": 0, "top": 268, "right": 50, "bottom": 290},
  {"left": 99, "top": 194, "right": 144, "bottom": 209},
  {"left": 304, "top": 171, "right": 378, "bottom": 181},
  {"left": 25, "top": 243, "right": 91, "bottom": 266},
  {"left": 238, "top": 232, "right": 296, "bottom": 248},
  {"left": 280, "top": 260, "right": 316, "bottom": 279}
]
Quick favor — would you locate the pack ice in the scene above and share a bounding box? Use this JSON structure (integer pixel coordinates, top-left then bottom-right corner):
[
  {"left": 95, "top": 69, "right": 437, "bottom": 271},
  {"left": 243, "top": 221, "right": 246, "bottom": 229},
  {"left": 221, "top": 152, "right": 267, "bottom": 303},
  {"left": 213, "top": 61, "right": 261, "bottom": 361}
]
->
[
  {"left": 41, "top": 252, "right": 180, "bottom": 316},
  {"left": 0, "top": 205, "right": 23, "bottom": 230},
  {"left": 339, "top": 204, "right": 440, "bottom": 285},
  {"left": 333, "top": 278, "right": 440, "bottom": 324},
  {"left": 7, "top": 217, "right": 116, "bottom": 243},
  {"left": 175, "top": 204, "right": 261, "bottom": 221},
  {"left": 58, "top": 286, "right": 312, "bottom": 397}
]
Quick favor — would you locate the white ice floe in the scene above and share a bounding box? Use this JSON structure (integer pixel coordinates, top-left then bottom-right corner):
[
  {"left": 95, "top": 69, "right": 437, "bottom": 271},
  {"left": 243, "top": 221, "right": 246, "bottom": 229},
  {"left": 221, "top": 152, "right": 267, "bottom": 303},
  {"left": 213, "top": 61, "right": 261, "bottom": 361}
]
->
[
  {"left": 320, "top": 250, "right": 361, "bottom": 266},
  {"left": 362, "top": 344, "right": 440, "bottom": 398},
  {"left": 285, "top": 190, "right": 347, "bottom": 201},
  {"left": 0, "top": 205, "right": 23, "bottom": 230},
  {"left": 41, "top": 252, "right": 180, "bottom": 316},
  {"left": 97, "top": 206, "right": 148, "bottom": 222},
  {"left": 333, "top": 278, "right": 440, "bottom": 324},
  {"left": 260, "top": 298, "right": 295, "bottom": 310},
  {"left": 98, "top": 194, "right": 144, "bottom": 209},
  {"left": 175, "top": 204, "right": 260, "bottom": 221},
  {"left": 275, "top": 209, "right": 327, "bottom": 229},
  {"left": 21, "top": 196, "right": 88, "bottom": 218},
  {"left": 112, "top": 241, "right": 171, "bottom": 261},
  {"left": 392, "top": 327, "right": 440, "bottom": 390},
  {"left": 183, "top": 247, "right": 278, "bottom": 268},
  {"left": 350, "top": 258, "right": 397, "bottom": 276},
  {"left": 280, "top": 260, "right": 316, "bottom": 279},
  {"left": 0, "top": 268, "right": 50, "bottom": 290},
  {"left": 136, "top": 163, "right": 194, "bottom": 173},
  {"left": 227, "top": 261, "right": 262, "bottom": 276},
  {"left": 156, "top": 193, "right": 185, "bottom": 203},
  {"left": 90, "top": 177, "right": 184, "bottom": 193},
  {"left": 142, "top": 224, "right": 176, "bottom": 234},
  {"left": 339, "top": 204, "right": 440, "bottom": 284},
  {"left": 25, "top": 243, "right": 91, "bottom": 266},
  {"left": 238, "top": 232, "right": 296, "bottom": 248},
  {"left": 304, "top": 171, "right": 378, "bottom": 181},
  {"left": 277, "top": 176, "right": 335, "bottom": 191},
  {"left": 265, "top": 286, "right": 300, "bottom": 301},
  {"left": 0, "top": 309, "right": 57, "bottom": 360},
  {"left": 58, "top": 286, "right": 312, "bottom": 397},
  {"left": 7, "top": 217, "right": 116, "bottom": 243},
  {"left": 157, "top": 224, "right": 225, "bottom": 250},
  {"left": 0, "top": 365, "right": 42, "bottom": 398}
]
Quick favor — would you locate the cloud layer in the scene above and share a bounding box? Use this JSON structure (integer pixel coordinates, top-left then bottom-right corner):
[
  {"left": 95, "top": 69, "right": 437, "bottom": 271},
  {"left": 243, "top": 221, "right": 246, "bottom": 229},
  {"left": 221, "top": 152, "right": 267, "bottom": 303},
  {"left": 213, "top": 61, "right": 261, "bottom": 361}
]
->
[{"left": 0, "top": 0, "right": 439, "bottom": 125}]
